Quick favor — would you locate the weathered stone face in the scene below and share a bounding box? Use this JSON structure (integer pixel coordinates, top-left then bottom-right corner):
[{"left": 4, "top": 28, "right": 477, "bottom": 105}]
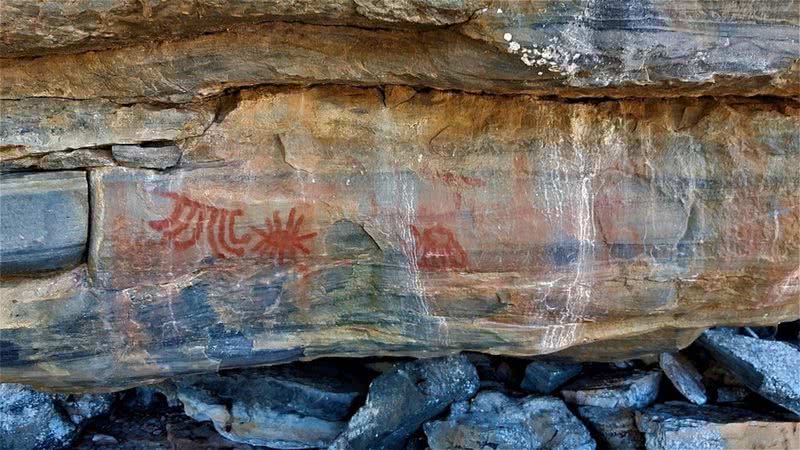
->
[
  {"left": 1, "top": 1, "right": 798, "bottom": 100},
  {"left": 0, "top": 172, "right": 89, "bottom": 274},
  {"left": 1, "top": 86, "right": 798, "bottom": 391},
  {"left": 0, "top": 1, "right": 798, "bottom": 393}
]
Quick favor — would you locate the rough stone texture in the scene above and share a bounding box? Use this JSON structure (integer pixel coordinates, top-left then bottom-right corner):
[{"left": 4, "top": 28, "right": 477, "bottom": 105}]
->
[
  {"left": 56, "top": 393, "right": 116, "bottom": 428},
  {"left": 636, "top": 402, "right": 800, "bottom": 450},
  {"left": 698, "top": 329, "right": 800, "bottom": 415},
  {"left": 1, "top": 2, "right": 798, "bottom": 99},
  {"left": 175, "top": 362, "right": 366, "bottom": 449},
  {"left": 659, "top": 352, "right": 707, "bottom": 405},
  {"left": 0, "top": 384, "right": 77, "bottom": 450},
  {"left": 561, "top": 370, "right": 662, "bottom": 409},
  {"left": 71, "top": 404, "right": 259, "bottom": 450},
  {"left": 520, "top": 360, "right": 582, "bottom": 394},
  {"left": 0, "top": 171, "right": 88, "bottom": 274},
  {"left": 576, "top": 405, "right": 644, "bottom": 450},
  {"left": 0, "top": 87, "right": 798, "bottom": 390},
  {"left": 424, "top": 391, "right": 595, "bottom": 450},
  {"left": 715, "top": 386, "right": 751, "bottom": 404},
  {"left": 38, "top": 149, "right": 116, "bottom": 170},
  {"left": 1, "top": 0, "right": 800, "bottom": 397},
  {"left": 329, "top": 355, "right": 479, "bottom": 450},
  {"left": 111, "top": 144, "right": 182, "bottom": 170},
  {"left": 0, "top": 98, "right": 213, "bottom": 160},
  {"left": 0, "top": 0, "right": 484, "bottom": 57}
]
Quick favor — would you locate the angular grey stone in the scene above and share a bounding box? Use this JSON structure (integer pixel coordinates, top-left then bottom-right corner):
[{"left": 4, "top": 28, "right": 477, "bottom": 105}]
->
[
  {"left": 38, "top": 149, "right": 115, "bottom": 170},
  {"left": 56, "top": 393, "right": 116, "bottom": 427},
  {"left": 659, "top": 353, "right": 707, "bottom": 405},
  {"left": 635, "top": 401, "right": 800, "bottom": 450},
  {"left": 0, "top": 383, "right": 77, "bottom": 450},
  {"left": 520, "top": 360, "right": 582, "bottom": 394},
  {"left": 562, "top": 370, "right": 661, "bottom": 409},
  {"left": 715, "top": 387, "right": 751, "bottom": 404},
  {"left": 0, "top": 171, "right": 88, "bottom": 274},
  {"left": 424, "top": 391, "right": 596, "bottom": 450},
  {"left": 112, "top": 144, "right": 182, "bottom": 169},
  {"left": 330, "top": 355, "right": 479, "bottom": 450},
  {"left": 698, "top": 329, "right": 800, "bottom": 415},
  {"left": 0, "top": 98, "right": 212, "bottom": 156},
  {"left": 576, "top": 406, "right": 644, "bottom": 450},
  {"left": 176, "top": 362, "right": 366, "bottom": 449}
]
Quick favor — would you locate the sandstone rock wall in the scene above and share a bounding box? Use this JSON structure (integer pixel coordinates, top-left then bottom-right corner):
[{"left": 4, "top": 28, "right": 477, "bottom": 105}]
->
[{"left": 1, "top": 0, "right": 798, "bottom": 392}]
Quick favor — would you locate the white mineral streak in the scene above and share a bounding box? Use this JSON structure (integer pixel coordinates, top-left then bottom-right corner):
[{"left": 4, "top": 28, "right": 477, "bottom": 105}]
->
[
  {"left": 374, "top": 109, "right": 450, "bottom": 344},
  {"left": 541, "top": 110, "right": 599, "bottom": 351}
]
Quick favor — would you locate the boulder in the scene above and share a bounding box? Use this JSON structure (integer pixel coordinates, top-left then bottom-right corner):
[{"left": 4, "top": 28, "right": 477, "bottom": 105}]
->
[
  {"left": 56, "top": 393, "right": 116, "bottom": 427},
  {"left": 561, "top": 370, "right": 661, "bottom": 409},
  {"left": 0, "top": 171, "right": 88, "bottom": 274},
  {"left": 423, "top": 391, "right": 595, "bottom": 450},
  {"left": 520, "top": 360, "right": 582, "bottom": 394},
  {"left": 0, "top": 384, "right": 77, "bottom": 450},
  {"left": 330, "top": 355, "right": 479, "bottom": 450},
  {"left": 636, "top": 402, "right": 800, "bottom": 450},
  {"left": 659, "top": 353, "right": 707, "bottom": 405},
  {"left": 175, "top": 362, "right": 366, "bottom": 449},
  {"left": 575, "top": 406, "right": 644, "bottom": 450},
  {"left": 698, "top": 329, "right": 800, "bottom": 415}
]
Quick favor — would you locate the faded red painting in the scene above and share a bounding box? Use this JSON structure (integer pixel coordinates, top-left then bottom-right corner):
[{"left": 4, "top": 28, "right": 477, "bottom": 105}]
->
[
  {"left": 148, "top": 192, "right": 315, "bottom": 264},
  {"left": 251, "top": 207, "right": 317, "bottom": 264},
  {"left": 410, "top": 224, "right": 469, "bottom": 270}
]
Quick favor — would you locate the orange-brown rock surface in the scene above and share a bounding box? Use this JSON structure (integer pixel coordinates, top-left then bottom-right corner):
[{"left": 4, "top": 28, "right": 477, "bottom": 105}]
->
[{"left": 0, "top": 1, "right": 798, "bottom": 392}]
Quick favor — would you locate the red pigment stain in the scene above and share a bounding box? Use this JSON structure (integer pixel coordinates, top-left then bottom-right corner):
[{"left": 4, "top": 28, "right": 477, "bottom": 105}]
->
[
  {"left": 148, "top": 192, "right": 251, "bottom": 258},
  {"left": 250, "top": 207, "right": 317, "bottom": 265},
  {"left": 148, "top": 192, "right": 315, "bottom": 264},
  {"left": 437, "top": 170, "right": 486, "bottom": 188},
  {"left": 410, "top": 224, "right": 468, "bottom": 271}
]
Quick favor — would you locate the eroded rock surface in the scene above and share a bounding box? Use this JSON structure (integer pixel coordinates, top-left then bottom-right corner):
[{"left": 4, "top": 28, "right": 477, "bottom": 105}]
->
[
  {"left": 423, "top": 391, "right": 596, "bottom": 450},
  {"left": 0, "top": 384, "right": 115, "bottom": 450},
  {"left": 562, "top": 370, "right": 662, "bottom": 409},
  {"left": 575, "top": 406, "right": 644, "bottom": 450},
  {"left": 175, "top": 362, "right": 366, "bottom": 449},
  {"left": 636, "top": 402, "right": 800, "bottom": 450},
  {"left": 330, "top": 355, "right": 479, "bottom": 450},
  {"left": 0, "top": 171, "right": 88, "bottom": 274},
  {"left": 0, "top": 87, "right": 798, "bottom": 391},
  {"left": 659, "top": 352, "right": 707, "bottom": 405},
  {"left": 521, "top": 361, "right": 582, "bottom": 394},
  {"left": 2, "top": 2, "right": 798, "bottom": 98},
  {"left": 699, "top": 330, "right": 800, "bottom": 415},
  {"left": 0, "top": 0, "right": 798, "bottom": 399}
]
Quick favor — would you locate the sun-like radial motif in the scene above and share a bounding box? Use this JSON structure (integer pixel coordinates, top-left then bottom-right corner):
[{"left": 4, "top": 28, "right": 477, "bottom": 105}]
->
[{"left": 251, "top": 207, "right": 317, "bottom": 264}]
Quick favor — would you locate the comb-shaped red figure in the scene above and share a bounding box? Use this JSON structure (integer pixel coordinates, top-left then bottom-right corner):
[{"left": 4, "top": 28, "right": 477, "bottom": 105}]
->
[
  {"left": 148, "top": 192, "right": 251, "bottom": 258},
  {"left": 251, "top": 207, "right": 317, "bottom": 265},
  {"left": 410, "top": 224, "right": 468, "bottom": 270}
]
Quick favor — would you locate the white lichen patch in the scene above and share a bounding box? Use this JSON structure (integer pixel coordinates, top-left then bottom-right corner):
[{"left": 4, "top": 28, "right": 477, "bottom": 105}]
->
[{"left": 505, "top": 35, "right": 581, "bottom": 76}]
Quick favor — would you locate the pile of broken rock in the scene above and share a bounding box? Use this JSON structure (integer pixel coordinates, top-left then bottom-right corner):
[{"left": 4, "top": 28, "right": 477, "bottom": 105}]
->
[{"left": 2, "top": 326, "right": 798, "bottom": 450}]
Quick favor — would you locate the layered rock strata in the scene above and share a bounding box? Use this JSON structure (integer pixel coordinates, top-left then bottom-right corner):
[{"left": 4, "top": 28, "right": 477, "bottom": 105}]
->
[{"left": 0, "top": 1, "right": 798, "bottom": 392}]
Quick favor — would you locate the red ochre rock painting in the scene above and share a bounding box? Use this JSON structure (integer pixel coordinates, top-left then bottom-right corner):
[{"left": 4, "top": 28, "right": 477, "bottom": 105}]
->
[
  {"left": 148, "top": 192, "right": 315, "bottom": 264},
  {"left": 251, "top": 207, "right": 317, "bottom": 264},
  {"left": 410, "top": 224, "right": 469, "bottom": 271}
]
